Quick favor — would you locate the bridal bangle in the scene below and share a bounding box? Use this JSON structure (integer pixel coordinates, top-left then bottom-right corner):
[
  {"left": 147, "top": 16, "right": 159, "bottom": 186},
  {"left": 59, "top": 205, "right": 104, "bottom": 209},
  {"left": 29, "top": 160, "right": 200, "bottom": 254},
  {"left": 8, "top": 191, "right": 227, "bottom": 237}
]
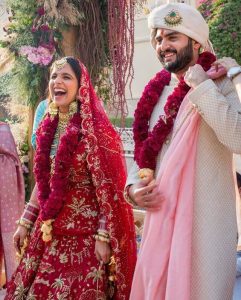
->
[
  {"left": 95, "top": 229, "right": 110, "bottom": 243},
  {"left": 124, "top": 185, "right": 137, "bottom": 206},
  {"left": 16, "top": 219, "right": 33, "bottom": 231},
  {"left": 95, "top": 234, "right": 110, "bottom": 243},
  {"left": 21, "top": 203, "right": 39, "bottom": 224}
]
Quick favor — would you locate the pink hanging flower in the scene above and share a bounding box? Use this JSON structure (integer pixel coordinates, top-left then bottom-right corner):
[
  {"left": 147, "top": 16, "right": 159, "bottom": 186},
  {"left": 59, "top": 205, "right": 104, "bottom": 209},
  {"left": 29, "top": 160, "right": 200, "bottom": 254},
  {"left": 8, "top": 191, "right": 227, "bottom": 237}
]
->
[
  {"left": 37, "top": 7, "right": 45, "bottom": 16},
  {"left": 40, "top": 24, "right": 50, "bottom": 31},
  {"left": 28, "top": 51, "right": 40, "bottom": 64},
  {"left": 39, "top": 41, "right": 55, "bottom": 52},
  {"left": 31, "top": 26, "right": 37, "bottom": 33},
  {"left": 19, "top": 45, "right": 54, "bottom": 66},
  {"left": 22, "top": 164, "right": 29, "bottom": 174},
  {"left": 231, "top": 32, "right": 237, "bottom": 39}
]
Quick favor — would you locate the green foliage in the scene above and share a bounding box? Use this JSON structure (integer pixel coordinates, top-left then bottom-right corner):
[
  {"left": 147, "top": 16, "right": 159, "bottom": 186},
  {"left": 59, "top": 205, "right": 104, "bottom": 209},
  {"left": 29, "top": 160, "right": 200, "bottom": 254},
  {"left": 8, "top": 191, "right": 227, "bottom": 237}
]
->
[
  {"left": 0, "top": 59, "right": 48, "bottom": 107},
  {"left": 18, "top": 135, "right": 31, "bottom": 201},
  {"left": 6, "top": 0, "right": 39, "bottom": 50},
  {"left": 0, "top": 72, "right": 11, "bottom": 97},
  {"left": 110, "top": 117, "right": 134, "bottom": 128},
  {"left": 0, "top": 0, "right": 59, "bottom": 106},
  {"left": 10, "top": 58, "right": 48, "bottom": 106},
  {"left": 198, "top": 0, "right": 241, "bottom": 64},
  {"left": 9, "top": 31, "right": 35, "bottom": 51},
  {"left": 198, "top": 0, "right": 213, "bottom": 20},
  {"left": 0, "top": 0, "right": 111, "bottom": 107}
]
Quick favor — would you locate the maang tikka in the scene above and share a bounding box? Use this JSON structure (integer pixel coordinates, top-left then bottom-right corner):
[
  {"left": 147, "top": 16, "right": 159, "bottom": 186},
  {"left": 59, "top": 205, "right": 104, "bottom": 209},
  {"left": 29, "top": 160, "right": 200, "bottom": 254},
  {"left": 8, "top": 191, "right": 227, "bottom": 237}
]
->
[{"left": 54, "top": 57, "right": 68, "bottom": 70}]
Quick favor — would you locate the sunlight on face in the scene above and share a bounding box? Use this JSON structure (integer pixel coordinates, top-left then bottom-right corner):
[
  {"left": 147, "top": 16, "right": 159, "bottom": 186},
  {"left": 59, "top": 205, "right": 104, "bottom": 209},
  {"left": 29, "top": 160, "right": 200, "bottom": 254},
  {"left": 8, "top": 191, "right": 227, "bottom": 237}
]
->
[
  {"left": 49, "top": 63, "right": 79, "bottom": 113},
  {"left": 155, "top": 29, "right": 196, "bottom": 73}
]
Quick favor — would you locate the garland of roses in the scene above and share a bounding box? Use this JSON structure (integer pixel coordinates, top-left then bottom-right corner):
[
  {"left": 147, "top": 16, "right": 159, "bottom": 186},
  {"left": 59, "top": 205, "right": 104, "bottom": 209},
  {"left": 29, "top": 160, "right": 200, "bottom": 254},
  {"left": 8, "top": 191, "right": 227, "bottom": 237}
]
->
[
  {"left": 133, "top": 51, "right": 216, "bottom": 170},
  {"left": 34, "top": 112, "right": 82, "bottom": 221}
]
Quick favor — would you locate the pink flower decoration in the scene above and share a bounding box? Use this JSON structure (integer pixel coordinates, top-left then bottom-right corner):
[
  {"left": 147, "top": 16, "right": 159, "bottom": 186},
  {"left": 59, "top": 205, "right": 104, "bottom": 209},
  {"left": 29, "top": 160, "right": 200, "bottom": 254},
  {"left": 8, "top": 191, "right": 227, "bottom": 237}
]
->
[
  {"left": 19, "top": 45, "right": 54, "bottom": 66},
  {"left": 231, "top": 32, "right": 237, "bottom": 39},
  {"left": 31, "top": 26, "right": 37, "bottom": 33},
  {"left": 37, "top": 7, "right": 45, "bottom": 16},
  {"left": 39, "top": 42, "right": 55, "bottom": 52},
  {"left": 22, "top": 164, "right": 29, "bottom": 174},
  {"left": 40, "top": 24, "right": 50, "bottom": 32},
  {"left": 28, "top": 52, "right": 40, "bottom": 64}
]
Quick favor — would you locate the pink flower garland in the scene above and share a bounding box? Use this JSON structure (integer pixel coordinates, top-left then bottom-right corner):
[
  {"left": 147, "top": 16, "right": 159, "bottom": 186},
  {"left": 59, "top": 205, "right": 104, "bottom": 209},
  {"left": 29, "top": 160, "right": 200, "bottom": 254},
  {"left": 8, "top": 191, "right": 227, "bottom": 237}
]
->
[
  {"left": 34, "top": 112, "right": 82, "bottom": 221},
  {"left": 133, "top": 51, "right": 216, "bottom": 170}
]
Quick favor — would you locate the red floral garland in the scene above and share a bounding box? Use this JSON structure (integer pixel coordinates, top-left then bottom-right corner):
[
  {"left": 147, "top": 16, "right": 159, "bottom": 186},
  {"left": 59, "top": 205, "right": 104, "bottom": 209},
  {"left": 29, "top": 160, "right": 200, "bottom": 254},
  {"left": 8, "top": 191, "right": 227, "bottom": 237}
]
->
[
  {"left": 34, "top": 112, "right": 82, "bottom": 221},
  {"left": 133, "top": 51, "right": 216, "bottom": 170}
]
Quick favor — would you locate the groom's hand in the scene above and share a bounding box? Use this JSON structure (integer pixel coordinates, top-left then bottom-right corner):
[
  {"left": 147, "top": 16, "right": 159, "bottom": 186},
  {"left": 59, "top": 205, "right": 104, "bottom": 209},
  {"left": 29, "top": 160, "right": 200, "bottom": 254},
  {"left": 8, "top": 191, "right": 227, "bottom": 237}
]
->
[
  {"left": 129, "top": 178, "right": 164, "bottom": 211},
  {"left": 184, "top": 64, "right": 209, "bottom": 88}
]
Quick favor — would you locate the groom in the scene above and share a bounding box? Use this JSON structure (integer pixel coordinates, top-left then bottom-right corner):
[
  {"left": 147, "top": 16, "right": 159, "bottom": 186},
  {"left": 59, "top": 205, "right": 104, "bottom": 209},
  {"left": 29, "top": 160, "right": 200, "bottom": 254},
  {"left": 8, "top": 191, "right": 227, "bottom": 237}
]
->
[{"left": 125, "top": 3, "right": 241, "bottom": 300}]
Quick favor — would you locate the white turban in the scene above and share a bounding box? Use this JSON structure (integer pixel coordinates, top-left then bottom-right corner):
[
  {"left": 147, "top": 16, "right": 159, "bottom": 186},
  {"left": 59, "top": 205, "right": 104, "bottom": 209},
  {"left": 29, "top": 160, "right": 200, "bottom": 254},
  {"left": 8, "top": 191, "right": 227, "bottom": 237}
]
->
[{"left": 148, "top": 3, "right": 210, "bottom": 50}]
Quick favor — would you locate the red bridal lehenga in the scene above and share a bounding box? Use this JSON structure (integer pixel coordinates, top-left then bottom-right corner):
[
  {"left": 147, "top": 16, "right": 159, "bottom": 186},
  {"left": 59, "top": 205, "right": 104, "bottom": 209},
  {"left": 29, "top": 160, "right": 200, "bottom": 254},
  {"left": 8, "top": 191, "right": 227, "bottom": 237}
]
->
[{"left": 5, "top": 63, "right": 136, "bottom": 300}]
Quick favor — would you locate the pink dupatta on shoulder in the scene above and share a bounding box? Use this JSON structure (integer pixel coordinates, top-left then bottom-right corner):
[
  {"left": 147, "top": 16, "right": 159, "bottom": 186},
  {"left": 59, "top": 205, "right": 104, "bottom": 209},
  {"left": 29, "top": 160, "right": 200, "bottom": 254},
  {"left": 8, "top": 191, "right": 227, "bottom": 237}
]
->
[
  {"left": 0, "top": 123, "right": 25, "bottom": 282},
  {"left": 130, "top": 94, "right": 200, "bottom": 300}
]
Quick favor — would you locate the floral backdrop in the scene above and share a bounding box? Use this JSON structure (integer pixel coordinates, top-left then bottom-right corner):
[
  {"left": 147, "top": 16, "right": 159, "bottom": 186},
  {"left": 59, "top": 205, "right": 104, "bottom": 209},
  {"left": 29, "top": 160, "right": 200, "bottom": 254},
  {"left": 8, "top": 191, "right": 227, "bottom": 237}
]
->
[
  {"left": 0, "top": 0, "right": 146, "bottom": 199},
  {"left": 198, "top": 0, "right": 241, "bottom": 64}
]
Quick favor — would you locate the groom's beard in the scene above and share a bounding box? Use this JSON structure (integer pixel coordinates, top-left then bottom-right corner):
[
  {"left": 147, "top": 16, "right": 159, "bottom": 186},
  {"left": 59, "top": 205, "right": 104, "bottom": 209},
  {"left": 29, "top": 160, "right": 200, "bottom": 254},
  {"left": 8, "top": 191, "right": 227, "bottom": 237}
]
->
[{"left": 158, "top": 39, "right": 194, "bottom": 73}]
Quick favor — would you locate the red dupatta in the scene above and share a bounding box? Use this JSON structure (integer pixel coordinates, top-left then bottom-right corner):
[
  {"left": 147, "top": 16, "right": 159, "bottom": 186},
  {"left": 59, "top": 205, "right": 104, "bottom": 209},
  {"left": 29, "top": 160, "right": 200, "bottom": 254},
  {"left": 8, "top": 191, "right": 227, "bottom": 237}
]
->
[{"left": 79, "top": 63, "right": 136, "bottom": 299}]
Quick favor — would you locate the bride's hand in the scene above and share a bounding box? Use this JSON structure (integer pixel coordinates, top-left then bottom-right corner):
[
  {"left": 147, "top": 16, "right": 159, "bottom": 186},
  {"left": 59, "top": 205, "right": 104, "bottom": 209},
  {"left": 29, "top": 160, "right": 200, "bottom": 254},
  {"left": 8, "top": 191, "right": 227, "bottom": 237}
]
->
[
  {"left": 95, "top": 240, "right": 111, "bottom": 264},
  {"left": 13, "top": 225, "right": 28, "bottom": 255}
]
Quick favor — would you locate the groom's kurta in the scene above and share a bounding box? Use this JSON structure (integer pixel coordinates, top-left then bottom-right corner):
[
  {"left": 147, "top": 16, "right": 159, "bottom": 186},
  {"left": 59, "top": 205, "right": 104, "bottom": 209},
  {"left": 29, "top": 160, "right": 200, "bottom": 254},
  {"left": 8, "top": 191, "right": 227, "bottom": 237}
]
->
[{"left": 127, "top": 75, "right": 241, "bottom": 300}]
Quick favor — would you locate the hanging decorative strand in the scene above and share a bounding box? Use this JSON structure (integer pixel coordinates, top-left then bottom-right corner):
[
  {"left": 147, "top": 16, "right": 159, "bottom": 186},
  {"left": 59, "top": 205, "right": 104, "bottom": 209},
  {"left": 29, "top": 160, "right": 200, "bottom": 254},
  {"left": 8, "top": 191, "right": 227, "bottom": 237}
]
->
[
  {"left": 73, "top": 0, "right": 108, "bottom": 83},
  {"left": 108, "top": 0, "right": 135, "bottom": 124},
  {"left": 41, "top": 0, "right": 140, "bottom": 124}
]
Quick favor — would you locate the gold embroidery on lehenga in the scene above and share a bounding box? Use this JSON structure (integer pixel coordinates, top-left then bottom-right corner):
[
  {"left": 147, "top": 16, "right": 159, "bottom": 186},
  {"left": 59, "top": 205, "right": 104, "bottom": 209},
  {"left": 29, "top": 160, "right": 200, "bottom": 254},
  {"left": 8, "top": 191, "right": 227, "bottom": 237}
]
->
[
  {"left": 86, "top": 267, "right": 105, "bottom": 283},
  {"left": 79, "top": 289, "right": 106, "bottom": 300},
  {"left": 71, "top": 247, "right": 90, "bottom": 265},
  {"left": 51, "top": 276, "right": 65, "bottom": 289},
  {"left": 56, "top": 292, "right": 69, "bottom": 300},
  {"left": 26, "top": 290, "right": 37, "bottom": 300},
  {"left": 60, "top": 195, "right": 98, "bottom": 231},
  {"left": 23, "top": 254, "right": 38, "bottom": 271},
  {"left": 67, "top": 197, "right": 93, "bottom": 217},
  {"left": 77, "top": 152, "right": 87, "bottom": 161},
  {"left": 66, "top": 222, "right": 75, "bottom": 229},
  {"left": 34, "top": 278, "right": 50, "bottom": 286},
  {"left": 39, "top": 262, "right": 55, "bottom": 274},
  {"left": 59, "top": 252, "right": 68, "bottom": 264},
  {"left": 83, "top": 237, "right": 92, "bottom": 247},
  {"left": 48, "top": 239, "right": 59, "bottom": 256},
  {"left": 14, "top": 273, "right": 28, "bottom": 300}
]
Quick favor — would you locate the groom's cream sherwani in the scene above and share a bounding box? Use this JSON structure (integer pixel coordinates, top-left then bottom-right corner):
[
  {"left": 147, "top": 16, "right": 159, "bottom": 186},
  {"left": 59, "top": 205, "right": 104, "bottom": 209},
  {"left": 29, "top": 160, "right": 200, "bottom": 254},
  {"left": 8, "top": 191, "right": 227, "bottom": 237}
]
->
[{"left": 127, "top": 75, "right": 241, "bottom": 300}]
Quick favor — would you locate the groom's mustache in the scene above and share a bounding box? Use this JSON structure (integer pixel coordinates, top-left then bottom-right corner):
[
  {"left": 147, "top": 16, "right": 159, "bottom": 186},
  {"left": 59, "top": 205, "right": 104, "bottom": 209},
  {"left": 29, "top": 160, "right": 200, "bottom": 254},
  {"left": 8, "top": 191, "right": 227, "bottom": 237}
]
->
[{"left": 159, "top": 49, "right": 177, "bottom": 59}]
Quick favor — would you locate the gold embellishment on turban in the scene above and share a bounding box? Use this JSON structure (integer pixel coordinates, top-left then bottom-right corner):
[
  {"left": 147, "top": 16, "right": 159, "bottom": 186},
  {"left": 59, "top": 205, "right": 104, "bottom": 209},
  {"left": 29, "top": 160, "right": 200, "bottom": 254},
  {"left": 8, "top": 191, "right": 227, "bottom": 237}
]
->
[
  {"left": 164, "top": 10, "right": 182, "bottom": 27},
  {"left": 54, "top": 57, "right": 67, "bottom": 70}
]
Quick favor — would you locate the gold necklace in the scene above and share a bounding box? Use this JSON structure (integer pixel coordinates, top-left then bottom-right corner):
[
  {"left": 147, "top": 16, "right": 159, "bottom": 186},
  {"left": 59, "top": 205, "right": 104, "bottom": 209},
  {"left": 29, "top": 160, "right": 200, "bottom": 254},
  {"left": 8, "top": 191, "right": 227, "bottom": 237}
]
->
[
  {"left": 58, "top": 112, "right": 70, "bottom": 134},
  {"left": 49, "top": 100, "right": 78, "bottom": 162}
]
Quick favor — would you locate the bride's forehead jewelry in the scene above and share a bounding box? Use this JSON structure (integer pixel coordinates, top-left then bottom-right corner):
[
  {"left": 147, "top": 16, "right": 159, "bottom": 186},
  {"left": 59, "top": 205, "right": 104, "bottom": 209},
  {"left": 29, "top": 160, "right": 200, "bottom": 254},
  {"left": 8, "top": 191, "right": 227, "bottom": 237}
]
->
[{"left": 54, "top": 57, "right": 68, "bottom": 70}]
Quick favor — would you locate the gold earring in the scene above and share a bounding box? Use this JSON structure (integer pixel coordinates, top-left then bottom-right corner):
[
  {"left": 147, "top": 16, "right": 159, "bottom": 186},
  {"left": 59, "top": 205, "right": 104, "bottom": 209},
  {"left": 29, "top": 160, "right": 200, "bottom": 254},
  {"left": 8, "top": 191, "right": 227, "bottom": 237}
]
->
[
  {"left": 49, "top": 101, "right": 58, "bottom": 116},
  {"left": 69, "top": 100, "right": 78, "bottom": 116}
]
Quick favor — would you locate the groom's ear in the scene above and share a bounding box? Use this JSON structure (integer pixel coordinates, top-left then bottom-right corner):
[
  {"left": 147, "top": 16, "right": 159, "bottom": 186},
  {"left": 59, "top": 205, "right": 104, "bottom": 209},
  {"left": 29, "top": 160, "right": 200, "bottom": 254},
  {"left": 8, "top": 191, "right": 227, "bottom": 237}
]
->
[{"left": 192, "top": 40, "right": 201, "bottom": 51}]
